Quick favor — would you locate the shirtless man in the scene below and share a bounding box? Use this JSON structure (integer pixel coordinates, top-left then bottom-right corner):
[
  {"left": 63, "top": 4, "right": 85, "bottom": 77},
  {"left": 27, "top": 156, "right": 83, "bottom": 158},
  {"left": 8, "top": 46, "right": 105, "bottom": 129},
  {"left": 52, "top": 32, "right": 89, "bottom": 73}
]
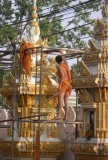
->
[{"left": 53, "top": 53, "right": 72, "bottom": 120}]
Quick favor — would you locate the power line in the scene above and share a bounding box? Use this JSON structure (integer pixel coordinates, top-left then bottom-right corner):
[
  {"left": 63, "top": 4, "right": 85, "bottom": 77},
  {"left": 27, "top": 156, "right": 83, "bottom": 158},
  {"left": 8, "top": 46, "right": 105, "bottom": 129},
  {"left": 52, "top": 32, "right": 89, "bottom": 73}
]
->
[
  {"left": 4, "top": 7, "right": 101, "bottom": 28},
  {"left": 1, "top": 0, "right": 101, "bottom": 26},
  {"left": 40, "top": 7, "right": 102, "bottom": 25},
  {"left": 0, "top": 20, "right": 95, "bottom": 41},
  {"left": 39, "top": 0, "right": 100, "bottom": 18},
  {"left": 0, "top": 34, "right": 92, "bottom": 49},
  {"left": 0, "top": 22, "right": 94, "bottom": 49},
  {"left": 0, "top": 2, "right": 102, "bottom": 32},
  {"left": 4, "top": 0, "right": 94, "bottom": 15},
  {"left": 41, "top": 21, "right": 94, "bottom": 38}
]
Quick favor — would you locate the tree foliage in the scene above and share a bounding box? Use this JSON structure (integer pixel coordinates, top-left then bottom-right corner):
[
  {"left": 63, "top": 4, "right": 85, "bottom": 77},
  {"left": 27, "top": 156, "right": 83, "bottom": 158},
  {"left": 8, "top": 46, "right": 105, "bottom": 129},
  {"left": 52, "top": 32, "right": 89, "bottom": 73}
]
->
[{"left": 0, "top": 0, "right": 102, "bottom": 49}]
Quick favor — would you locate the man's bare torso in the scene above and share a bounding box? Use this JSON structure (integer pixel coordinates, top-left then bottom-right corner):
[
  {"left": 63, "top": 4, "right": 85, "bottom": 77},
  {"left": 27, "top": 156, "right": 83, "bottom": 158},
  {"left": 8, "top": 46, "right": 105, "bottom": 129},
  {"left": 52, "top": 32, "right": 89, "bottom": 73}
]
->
[{"left": 58, "top": 64, "right": 69, "bottom": 81}]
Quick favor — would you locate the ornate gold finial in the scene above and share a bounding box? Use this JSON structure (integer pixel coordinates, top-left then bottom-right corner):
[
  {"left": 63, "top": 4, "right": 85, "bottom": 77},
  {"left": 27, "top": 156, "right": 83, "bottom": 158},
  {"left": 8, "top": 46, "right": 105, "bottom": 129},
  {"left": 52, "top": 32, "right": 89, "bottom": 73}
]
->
[
  {"left": 102, "top": 5, "right": 107, "bottom": 17},
  {"left": 80, "top": 61, "right": 91, "bottom": 76},
  {"left": 96, "top": 19, "right": 104, "bottom": 26},
  {"left": 71, "top": 67, "right": 78, "bottom": 77},
  {"left": 90, "top": 39, "right": 98, "bottom": 52},
  {"left": 26, "top": 0, "right": 40, "bottom": 44},
  {"left": 31, "top": 0, "right": 39, "bottom": 28},
  {"left": 83, "top": 43, "right": 89, "bottom": 53}
]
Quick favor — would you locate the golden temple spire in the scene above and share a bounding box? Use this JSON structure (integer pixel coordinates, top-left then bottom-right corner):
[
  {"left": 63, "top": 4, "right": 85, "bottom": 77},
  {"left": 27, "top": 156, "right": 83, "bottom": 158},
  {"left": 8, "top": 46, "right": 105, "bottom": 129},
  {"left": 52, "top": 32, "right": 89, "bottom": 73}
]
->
[
  {"left": 31, "top": 0, "right": 40, "bottom": 37},
  {"left": 25, "top": 0, "right": 40, "bottom": 44}
]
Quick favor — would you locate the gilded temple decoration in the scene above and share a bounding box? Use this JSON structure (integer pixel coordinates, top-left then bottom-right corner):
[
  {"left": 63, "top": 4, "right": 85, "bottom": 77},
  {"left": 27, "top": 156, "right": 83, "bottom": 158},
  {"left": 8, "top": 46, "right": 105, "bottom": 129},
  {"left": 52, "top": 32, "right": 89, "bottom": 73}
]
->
[
  {"left": 102, "top": 5, "right": 107, "bottom": 17},
  {"left": 9, "top": 72, "right": 15, "bottom": 85},
  {"left": 83, "top": 43, "right": 89, "bottom": 53},
  {"left": 71, "top": 67, "right": 78, "bottom": 77},
  {"left": 71, "top": 0, "right": 108, "bottom": 159},
  {"left": 94, "top": 19, "right": 104, "bottom": 38},
  {"left": 90, "top": 40, "right": 98, "bottom": 52},
  {"left": 80, "top": 61, "right": 91, "bottom": 76},
  {"left": 79, "top": 89, "right": 94, "bottom": 104}
]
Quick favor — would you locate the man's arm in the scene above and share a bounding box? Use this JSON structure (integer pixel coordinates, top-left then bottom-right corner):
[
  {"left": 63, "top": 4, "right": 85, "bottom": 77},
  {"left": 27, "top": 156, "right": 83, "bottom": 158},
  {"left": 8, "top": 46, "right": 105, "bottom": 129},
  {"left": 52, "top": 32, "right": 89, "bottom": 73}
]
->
[
  {"left": 58, "top": 66, "right": 64, "bottom": 90},
  {"left": 60, "top": 50, "right": 68, "bottom": 65},
  {"left": 62, "top": 56, "right": 68, "bottom": 66}
]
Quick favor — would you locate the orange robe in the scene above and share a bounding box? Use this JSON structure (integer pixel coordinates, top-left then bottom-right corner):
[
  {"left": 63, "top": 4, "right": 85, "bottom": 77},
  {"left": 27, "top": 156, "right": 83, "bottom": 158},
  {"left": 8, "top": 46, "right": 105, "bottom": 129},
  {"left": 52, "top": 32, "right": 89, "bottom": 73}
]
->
[
  {"left": 20, "top": 41, "right": 34, "bottom": 76},
  {"left": 58, "top": 63, "right": 72, "bottom": 95}
]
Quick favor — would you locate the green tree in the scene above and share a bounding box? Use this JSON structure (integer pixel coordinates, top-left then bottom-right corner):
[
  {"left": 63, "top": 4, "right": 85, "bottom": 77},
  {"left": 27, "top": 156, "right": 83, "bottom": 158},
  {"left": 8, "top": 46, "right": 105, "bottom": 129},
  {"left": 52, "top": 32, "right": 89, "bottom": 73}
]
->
[{"left": 0, "top": 0, "right": 102, "bottom": 49}]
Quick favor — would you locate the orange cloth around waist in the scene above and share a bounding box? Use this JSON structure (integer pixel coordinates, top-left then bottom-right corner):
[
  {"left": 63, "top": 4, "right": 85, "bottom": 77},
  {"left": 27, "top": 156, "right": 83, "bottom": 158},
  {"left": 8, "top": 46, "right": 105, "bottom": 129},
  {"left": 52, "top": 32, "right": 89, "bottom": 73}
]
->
[
  {"left": 58, "top": 63, "right": 72, "bottom": 94},
  {"left": 60, "top": 80, "right": 72, "bottom": 95}
]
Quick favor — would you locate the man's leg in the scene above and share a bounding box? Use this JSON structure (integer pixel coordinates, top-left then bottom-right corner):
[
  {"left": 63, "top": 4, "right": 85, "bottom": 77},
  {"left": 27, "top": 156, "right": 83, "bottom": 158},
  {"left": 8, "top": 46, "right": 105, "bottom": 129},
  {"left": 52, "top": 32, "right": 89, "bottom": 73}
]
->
[
  {"left": 57, "top": 92, "right": 65, "bottom": 118},
  {"left": 64, "top": 92, "right": 70, "bottom": 120},
  {"left": 53, "top": 92, "right": 65, "bottom": 119}
]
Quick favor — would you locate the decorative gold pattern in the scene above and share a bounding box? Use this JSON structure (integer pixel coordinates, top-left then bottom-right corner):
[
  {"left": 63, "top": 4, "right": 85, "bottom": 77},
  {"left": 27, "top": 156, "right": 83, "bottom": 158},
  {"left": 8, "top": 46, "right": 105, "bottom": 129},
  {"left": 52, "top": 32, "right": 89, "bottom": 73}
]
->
[
  {"left": 0, "top": 141, "right": 64, "bottom": 158},
  {"left": 90, "top": 40, "right": 98, "bottom": 52},
  {"left": 80, "top": 61, "right": 91, "bottom": 76},
  {"left": 79, "top": 89, "right": 94, "bottom": 104},
  {"left": 102, "top": 5, "right": 107, "bottom": 17},
  {"left": 71, "top": 1, "right": 108, "bottom": 159}
]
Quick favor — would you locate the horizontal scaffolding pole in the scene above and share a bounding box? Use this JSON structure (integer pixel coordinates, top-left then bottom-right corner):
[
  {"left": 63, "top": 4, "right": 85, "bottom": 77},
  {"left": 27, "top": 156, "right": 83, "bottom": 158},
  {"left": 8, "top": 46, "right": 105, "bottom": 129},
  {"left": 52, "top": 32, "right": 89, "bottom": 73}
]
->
[
  {"left": 41, "top": 46, "right": 85, "bottom": 53},
  {"left": 0, "top": 125, "right": 11, "bottom": 128},
  {"left": 15, "top": 119, "right": 83, "bottom": 124},
  {"left": 0, "top": 114, "right": 48, "bottom": 123}
]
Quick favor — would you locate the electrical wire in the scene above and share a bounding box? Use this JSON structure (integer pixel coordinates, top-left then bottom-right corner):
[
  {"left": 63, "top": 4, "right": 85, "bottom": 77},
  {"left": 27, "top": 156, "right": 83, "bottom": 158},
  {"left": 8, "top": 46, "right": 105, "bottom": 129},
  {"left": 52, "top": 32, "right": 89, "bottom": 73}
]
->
[
  {"left": 5, "top": 5, "right": 103, "bottom": 31},
  {"left": 41, "top": 21, "right": 94, "bottom": 38},
  {"left": 40, "top": 7, "right": 102, "bottom": 24},
  {"left": 1, "top": 0, "right": 102, "bottom": 26},
  {"left": 0, "top": 35, "right": 92, "bottom": 49},
  {"left": 38, "top": 0, "right": 101, "bottom": 18},
  {"left": 0, "top": 5, "right": 102, "bottom": 33},
  {"left": 3, "top": 0, "right": 99, "bottom": 16}
]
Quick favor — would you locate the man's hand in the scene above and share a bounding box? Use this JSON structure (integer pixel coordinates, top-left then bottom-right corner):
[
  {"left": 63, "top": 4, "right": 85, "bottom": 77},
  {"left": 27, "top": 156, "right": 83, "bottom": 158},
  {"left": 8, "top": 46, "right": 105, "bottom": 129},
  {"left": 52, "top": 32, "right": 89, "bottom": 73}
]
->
[
  {"left": 62, "top": 55, "right": 68, "bottom": 65},
  {"left": 60, "top": 50, "right": 66, "bottom": 55}
]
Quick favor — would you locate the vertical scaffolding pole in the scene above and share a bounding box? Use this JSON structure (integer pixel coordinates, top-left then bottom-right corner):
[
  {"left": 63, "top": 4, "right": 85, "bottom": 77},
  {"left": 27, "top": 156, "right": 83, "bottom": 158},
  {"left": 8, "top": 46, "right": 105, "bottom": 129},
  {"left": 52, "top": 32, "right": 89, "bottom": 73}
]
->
[
  {"left": 75, "top": 57, "right": 79, "bottom": 139},
  {"left": 12, "top": 47, "right": 17, "bottom": 160},
  {"left": 38, "top": 46, "right": 43, "bottom": 159},
  {"left": 33, "top": 48, "right": 38, "bottom": 159},
  {"left": 75, "top": 90, "right": 78, "bottom": 139}
]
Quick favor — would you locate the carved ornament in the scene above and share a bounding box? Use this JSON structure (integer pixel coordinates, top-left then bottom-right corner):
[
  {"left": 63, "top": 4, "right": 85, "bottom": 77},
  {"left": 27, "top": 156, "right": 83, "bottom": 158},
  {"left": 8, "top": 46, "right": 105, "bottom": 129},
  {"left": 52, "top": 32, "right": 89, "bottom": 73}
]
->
[
  {"left": 102, "top": 5, "right": 107, "bottom": 17},
  {"left": 71, "top": 67, "right": 78, "bottom": 77},
  {"left": 71, "top": 76, "right": 98, "bottom": 88},
  {"left": 42, "top": 75, "right": 52, "bottom": 85},
  {"left": 31, "top": 65, "right": 56, "bottom": 75},
  {"left": 79, "top": 89, "right": 94, "bottom": 104},
  {"left": 83, "top": 53, "right": 102, "bottom": 63},
  {"left": 83, "top": 43, "right": 89, "bottom": 53},
  {"left": 72, "top": 143, "right": 95, "bottom": 154},
  {"left": 97, "top": 19, "right": 104, "bottom": 26},
  {"left": 90, "top": 40, "right": 98, "bottom": 52},
  {"left": 36, "top": 37, "right": 43, "bottom": 46},
  {"left": 0, "top": 141, "right": 64, "bottom": 158},
  {"left": 80, "top": 61, "right": 91, "bottom": 76},
  {"left": 94, "top": 19, "right": 104, "bottom": 38}
]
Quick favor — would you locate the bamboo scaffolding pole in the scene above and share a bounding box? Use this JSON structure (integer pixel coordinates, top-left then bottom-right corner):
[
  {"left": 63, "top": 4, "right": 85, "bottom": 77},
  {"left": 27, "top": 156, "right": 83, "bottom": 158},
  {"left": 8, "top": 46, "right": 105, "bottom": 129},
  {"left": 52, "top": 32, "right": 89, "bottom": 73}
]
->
[{"left": 0, "top": 118, "right": 82, "bottom": 124}]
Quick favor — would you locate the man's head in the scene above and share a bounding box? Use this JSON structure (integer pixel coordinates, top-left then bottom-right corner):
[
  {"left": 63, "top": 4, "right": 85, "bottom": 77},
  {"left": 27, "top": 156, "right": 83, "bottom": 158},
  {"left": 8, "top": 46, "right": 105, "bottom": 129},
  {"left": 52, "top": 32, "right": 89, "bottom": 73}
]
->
[{"left": 55, "top": 55, "right": 62, "bottom": 64}]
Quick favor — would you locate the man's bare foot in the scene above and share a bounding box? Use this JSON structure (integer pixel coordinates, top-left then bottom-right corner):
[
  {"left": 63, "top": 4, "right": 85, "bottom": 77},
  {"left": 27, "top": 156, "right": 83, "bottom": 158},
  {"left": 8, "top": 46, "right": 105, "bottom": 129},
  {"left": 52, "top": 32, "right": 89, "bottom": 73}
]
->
[
  {"left": 63, "top": 116, "right": 68, "bottom": 121},
  {"left": 52, "top": 115, "right": 61, "bottom": 120}
]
